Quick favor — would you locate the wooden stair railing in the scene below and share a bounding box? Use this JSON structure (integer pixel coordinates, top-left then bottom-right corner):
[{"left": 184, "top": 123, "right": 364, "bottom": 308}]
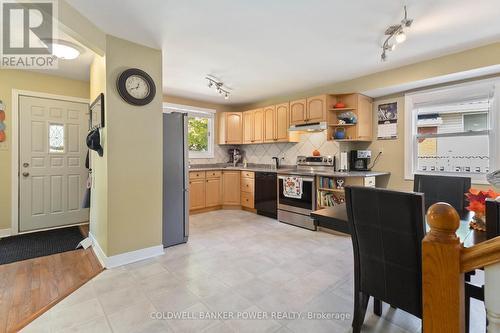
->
[{"left": 422, "top": 202, "right": 500, "bottom": 333}]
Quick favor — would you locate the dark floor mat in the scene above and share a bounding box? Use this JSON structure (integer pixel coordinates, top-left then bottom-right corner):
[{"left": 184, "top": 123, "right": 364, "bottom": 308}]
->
[{"left": 0, "top": 226, "right": 84, "bottom": 265}]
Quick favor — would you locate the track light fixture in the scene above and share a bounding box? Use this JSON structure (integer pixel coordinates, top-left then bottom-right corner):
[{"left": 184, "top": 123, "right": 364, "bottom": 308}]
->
[
  {"left": 206, "top": 76, "right": 231, "bottom": 100},
  {"left": 381, "top": 6, "right": 413, "bottom": 61}
]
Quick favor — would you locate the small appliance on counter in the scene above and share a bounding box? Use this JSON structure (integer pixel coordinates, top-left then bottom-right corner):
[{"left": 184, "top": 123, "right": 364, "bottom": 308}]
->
[
  {"left": 349, "top": 150, "right": 372, "bottom": 171},
  {"left": 228, "top": 148, "right": 241, "bottom": 165},
  {"left": 337, "top": 152, "right": 349, "bottom": 172}
]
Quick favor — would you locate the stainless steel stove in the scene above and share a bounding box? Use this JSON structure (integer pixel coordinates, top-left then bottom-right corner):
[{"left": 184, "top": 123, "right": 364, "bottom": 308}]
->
[{"left": 277, "top": 156, "right": 334, "bottom": 230}]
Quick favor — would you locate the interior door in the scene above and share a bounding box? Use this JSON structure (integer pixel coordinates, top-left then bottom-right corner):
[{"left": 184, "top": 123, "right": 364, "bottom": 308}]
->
[{"left": 19, "top": 95, "right": 89, "bottom": 232}]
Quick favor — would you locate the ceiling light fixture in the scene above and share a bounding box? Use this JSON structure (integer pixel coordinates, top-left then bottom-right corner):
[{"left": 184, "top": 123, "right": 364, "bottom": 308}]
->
[
  {"left": 205, "top": 76, "right": 231, "bottom": 100},
  {"left": 43, "top": 39, "right": 82, "bottom": 60},
  {"left": 381, "top": 6, "right": 413, "bottom": 61}
]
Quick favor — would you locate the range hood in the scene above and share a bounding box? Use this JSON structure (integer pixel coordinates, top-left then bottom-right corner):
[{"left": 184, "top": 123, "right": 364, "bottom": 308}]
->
[{"left": 288, "top": 121, "right": 327, "bottom": 132}]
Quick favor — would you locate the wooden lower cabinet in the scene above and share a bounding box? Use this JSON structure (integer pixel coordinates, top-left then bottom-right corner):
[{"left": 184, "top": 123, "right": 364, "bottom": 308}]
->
[
  {"left": 223, "top": 171, "right": 241, "bottom": 205},
  {"left": 241, "top": 191, "right": 254, "bottom": 208},
  {"left": 189, "top": 178, "right": 206, "bottom": 210},
  {"left": 241, "top": 171, "right": 255, "bottom": 209},
  {"left": 205, "top": 177, "right": 222, "bottom": 208}
]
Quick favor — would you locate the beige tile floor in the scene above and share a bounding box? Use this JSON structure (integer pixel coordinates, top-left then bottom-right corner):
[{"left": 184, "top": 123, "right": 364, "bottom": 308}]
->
[{"left": 22, "top": 210, "right": 485, "bottom": 333}]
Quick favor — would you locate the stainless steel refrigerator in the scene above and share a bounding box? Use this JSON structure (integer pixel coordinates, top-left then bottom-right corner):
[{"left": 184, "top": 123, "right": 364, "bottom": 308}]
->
[{"left": 163, "top": 112, "right": 189, "bottom": 247}]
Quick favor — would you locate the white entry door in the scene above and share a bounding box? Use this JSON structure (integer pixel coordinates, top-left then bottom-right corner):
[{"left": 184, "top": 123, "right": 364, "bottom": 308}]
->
[{"left": 19, "top": 95, "right": 89, "bottom": 232}]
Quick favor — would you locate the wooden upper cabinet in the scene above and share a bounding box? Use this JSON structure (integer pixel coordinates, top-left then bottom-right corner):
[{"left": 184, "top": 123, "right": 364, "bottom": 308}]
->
[
  {"left": 220, "top": 112, "right": 242, "bottom": 144},
  {"left": 253, "top": 109, "right": 264, "bottom": 143},
  {"left": 263, "top": 105, "right": 275, "bottom": 142},
  {"left": 306, "top": 95, "right": 327, "bottom": 123},
  {"left": 275, "top": 103, "right": 290, "bottom": 142},
  {"left": 242, "top": 109, "right": 264, "bottom": 144},
  {"left": 242, "top": 111, "right": 254, "bottom": 144},
  {"left": 290, "top": 99, "right": 307, "bottom": 125}
]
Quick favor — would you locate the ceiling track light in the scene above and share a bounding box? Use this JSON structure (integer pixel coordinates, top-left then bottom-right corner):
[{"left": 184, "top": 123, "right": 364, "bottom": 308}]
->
[
  {"left": 205, "top": 76, "right": 231, "bottom": 100},
  {"left": 381, "top": 5, "right": 413, "bottom": 61}
]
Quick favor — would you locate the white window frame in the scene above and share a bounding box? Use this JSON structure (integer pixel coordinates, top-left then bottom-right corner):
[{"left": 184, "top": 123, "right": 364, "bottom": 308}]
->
[
  {"left": 162, "top": 103, "right": 215, "bottom": 159},
  {"left": 404, "top": 79, "right": 500, "bottom": 184}
]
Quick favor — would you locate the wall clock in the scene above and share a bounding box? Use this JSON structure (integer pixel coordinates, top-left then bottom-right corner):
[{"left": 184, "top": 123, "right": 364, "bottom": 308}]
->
[{"left": 117, "top": 68, "right": 156, "bottom": 106}]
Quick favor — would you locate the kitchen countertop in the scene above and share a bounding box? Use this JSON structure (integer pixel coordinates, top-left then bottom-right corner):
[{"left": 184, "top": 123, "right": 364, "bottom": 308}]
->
[
  {"left": 277, "top": 169, "right": 390, "bottom": 178},
  {"left": 189, "top": 164, "right": 283, "bottom": 173},
  {"left": 189, "top": 164, "right": 390, "bottom": 177}
]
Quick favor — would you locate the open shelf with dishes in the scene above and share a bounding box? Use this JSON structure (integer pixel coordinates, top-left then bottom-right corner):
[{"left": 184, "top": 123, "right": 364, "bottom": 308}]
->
[
  {"left": 326, "top": 93, "right": 373, "bottom": 142},
  {"left": 316, "top": 176, "right": 347, "bottom": 209}
]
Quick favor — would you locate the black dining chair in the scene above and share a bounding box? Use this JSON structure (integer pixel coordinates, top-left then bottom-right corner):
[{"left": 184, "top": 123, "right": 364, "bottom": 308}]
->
[
  {"left": 486, "top": 198, "right": 500, "bottom": 240},
  {"left": 413, "top": 174, "right": 471, "bottom": 215},
  {"left": 345, "top": 186, "right": 426, "bottom": 332}
]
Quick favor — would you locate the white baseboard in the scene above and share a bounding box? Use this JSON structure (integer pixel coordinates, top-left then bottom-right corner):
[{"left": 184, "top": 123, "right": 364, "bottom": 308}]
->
[
  {"left": 0, "top": 228, "right": 11, "bottom": 238},
  {"left": 89, "top": 233, "right": 164, "bottom": 268}
]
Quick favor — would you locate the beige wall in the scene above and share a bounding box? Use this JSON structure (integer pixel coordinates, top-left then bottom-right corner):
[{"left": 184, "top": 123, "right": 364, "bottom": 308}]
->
[
  {"left": 102, "top": 35, "right": 163, "bottom": 256},
  {"left": 89, "top": 55, "right": 108, "bottom": 252},
  {"left": 0, "top": 69, "right": 89, "bottom": 231}
]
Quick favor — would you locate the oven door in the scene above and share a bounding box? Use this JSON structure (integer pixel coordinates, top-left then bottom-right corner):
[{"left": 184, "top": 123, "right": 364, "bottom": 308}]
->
[{"left": 278, "top": 175, "right": 315, "bottom": 215}]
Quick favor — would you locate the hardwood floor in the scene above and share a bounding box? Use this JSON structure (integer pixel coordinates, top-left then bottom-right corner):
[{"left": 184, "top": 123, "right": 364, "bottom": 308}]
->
[{"left": 0, "top": 228, "right": 103, "bottom": 333}]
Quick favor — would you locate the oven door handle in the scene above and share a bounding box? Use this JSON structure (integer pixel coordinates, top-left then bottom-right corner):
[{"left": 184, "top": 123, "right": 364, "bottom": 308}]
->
[{"left": 278, "top": 175, "right": 315, "bottom": 182}]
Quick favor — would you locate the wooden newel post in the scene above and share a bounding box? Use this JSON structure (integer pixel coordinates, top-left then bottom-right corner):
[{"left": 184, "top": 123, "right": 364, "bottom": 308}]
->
[{"left": 422, "top": 202, "right": 464, "bottom": 333}]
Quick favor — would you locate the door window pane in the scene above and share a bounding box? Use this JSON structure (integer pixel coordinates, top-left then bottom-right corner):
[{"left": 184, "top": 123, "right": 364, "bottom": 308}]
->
[{"left": 49, "top": 123, "right": 64, "bottom": 153}]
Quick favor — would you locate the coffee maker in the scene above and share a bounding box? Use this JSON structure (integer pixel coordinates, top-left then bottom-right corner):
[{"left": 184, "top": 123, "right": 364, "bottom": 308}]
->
[
  {"left": 349, "top": 150, "right": 371, "bottom": 171},
  {"left": 228, "top": 148, "right": 242, "bottom": 165}
]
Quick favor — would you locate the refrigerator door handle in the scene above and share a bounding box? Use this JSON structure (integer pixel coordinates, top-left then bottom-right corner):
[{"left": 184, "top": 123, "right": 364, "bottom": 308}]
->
[{"left": 182, "top": 113, "right": 189, "bottom": 239}]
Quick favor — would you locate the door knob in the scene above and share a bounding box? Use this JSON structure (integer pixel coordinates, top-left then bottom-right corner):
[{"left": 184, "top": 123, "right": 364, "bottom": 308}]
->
[
  {"left": 22, "top": 172, "right": 29, "bottom": 177},
  {"left": 23, "top": 162, "right": 29, "bottom": 167}
]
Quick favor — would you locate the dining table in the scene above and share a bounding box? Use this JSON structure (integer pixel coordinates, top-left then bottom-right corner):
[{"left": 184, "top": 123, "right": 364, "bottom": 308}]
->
[{"left": 310, "top": 203, "right": 487, "bottom": 248}]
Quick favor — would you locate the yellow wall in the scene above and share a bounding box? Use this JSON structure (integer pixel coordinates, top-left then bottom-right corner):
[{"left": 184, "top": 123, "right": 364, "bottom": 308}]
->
[
  {"left": 103, "top": 35, "right": 163, "bottom": 256},
  {"left": 89, "top": 55, "right": 108, "bottom": 253},
  {"left": 0, "top": 69, "right": 89, "bottom": 231}
]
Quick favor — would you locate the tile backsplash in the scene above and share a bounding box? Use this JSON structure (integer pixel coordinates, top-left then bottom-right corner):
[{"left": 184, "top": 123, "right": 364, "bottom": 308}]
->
[{"left": 189, "top": 131, "right": 342, "bottom": 166}]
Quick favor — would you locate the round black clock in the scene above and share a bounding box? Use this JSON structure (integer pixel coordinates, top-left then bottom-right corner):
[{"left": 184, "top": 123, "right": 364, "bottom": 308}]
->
[{"left": 117, "top": 68, "right": 156, "bottom": 106}]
